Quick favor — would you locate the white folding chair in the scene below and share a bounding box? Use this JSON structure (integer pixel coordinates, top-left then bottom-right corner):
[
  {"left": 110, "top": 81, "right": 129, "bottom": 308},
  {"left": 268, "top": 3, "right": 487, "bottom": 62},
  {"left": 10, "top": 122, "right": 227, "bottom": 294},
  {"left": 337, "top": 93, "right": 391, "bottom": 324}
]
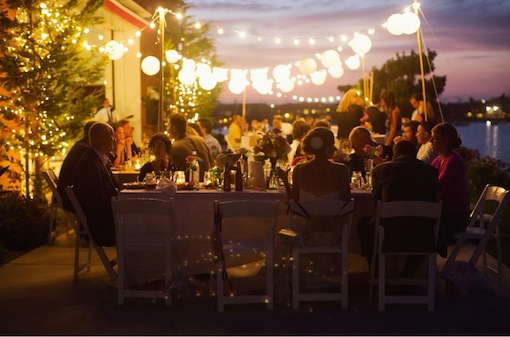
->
[
  {"left": 288, "top": 198, "right": 354, "bottom": 309},
  {"left": 213, "top": 199, "right": 280, "bottom": 312},
  {"left": 65, "top": 186, "right": 117, "bottom": 281},
  {"left": 112, "top": 197, "right": 174, "bottom": 306},
  {"left": 443, "top": 184, "right": 510, "bottom": 285},
  {"left": 42, "top": 169, "right": 75, "bottom": 241},
  {"left": 369, "top": 200, "right": 442, "bottom": 311}
]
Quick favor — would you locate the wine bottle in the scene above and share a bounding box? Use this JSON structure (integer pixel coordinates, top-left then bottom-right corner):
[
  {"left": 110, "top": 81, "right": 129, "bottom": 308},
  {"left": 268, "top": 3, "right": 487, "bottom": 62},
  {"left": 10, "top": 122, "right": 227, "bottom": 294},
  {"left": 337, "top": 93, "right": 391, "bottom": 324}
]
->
[
  {"left": 235, "top": 161, "right": 243, "bottom": 191},
  {"left": 223, "top": 165, "right": 231, "bottom": 192}
]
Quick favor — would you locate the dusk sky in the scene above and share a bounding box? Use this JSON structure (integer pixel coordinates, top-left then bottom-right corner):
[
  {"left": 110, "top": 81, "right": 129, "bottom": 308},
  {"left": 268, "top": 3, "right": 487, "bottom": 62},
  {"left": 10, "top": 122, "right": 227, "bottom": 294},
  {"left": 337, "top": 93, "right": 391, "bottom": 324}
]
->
[{"left": 185, "top": 0, "right": 510, "bottom": 104}]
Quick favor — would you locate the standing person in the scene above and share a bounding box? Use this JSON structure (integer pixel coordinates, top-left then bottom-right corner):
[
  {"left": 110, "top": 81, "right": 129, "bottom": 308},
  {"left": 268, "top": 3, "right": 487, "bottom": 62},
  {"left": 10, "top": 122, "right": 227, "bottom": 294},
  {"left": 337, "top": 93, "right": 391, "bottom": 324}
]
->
[
  {"left": 334, "top": 89, "right": 366, "bottom": 140},
  {"left": 94, "top": 98, "right": 120, "bottom": 123},
  {"left": 138, "top": 133, "right": 172, "bottom": 182},
  {"left": 118, "top": 119, "right": 140, "bottom": 158},
  {"left": 291, "top": 127, "right": 351, "bottom": 202},
  {"left": 380, "top": 90, "right": 402, "bottom": 146},
  {"left": 72, "top": 122, "right": 120, "bottom": 247},
  {"left": 410, "top": 93, "right": 435, "bottom": 123},
  {"left": 431, "top": 122, "right": 470, "bottom": 257},
  {"left": 168, "top": 113, "right": 213, "bottom": 179},
  {"left": 57, "top": 121, "right": 96, "bottom": 212},
  {"left": 197, "top": 118, "right": 222, "bottom": 160},
  {"left": 226, "top": 114, "right": 242, "bottom": 151},
  {"left": 416, "top": 121, "right": 439, "bottom": 164},
  {"left": 364, "top": 96, "right": 386, "bottom": 135}
]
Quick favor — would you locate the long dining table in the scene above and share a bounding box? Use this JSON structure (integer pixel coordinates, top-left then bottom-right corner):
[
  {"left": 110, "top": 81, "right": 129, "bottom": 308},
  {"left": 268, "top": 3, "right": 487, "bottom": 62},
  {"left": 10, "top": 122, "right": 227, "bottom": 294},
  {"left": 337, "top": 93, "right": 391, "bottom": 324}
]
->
[{"left": 119, "top": 186, "right": 375, "bottom": 278}]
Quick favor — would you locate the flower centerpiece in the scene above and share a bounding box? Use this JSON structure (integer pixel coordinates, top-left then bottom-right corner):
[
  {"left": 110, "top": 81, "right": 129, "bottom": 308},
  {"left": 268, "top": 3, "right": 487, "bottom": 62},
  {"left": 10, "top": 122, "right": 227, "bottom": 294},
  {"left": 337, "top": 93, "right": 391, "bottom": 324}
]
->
[
  {"left": 253, "top": 129, "right": 291, "bottom": 188},
  {"left": 362, "top": 143, "right": 383, "bottom": 173}
]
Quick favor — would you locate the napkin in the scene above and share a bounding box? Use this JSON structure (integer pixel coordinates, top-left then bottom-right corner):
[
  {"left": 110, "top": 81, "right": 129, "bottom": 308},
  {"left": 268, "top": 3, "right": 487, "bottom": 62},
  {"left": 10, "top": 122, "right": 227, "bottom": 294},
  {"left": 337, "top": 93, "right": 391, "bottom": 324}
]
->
[{"left": 156, "top": 177, "right": 177, "bottom": 195}]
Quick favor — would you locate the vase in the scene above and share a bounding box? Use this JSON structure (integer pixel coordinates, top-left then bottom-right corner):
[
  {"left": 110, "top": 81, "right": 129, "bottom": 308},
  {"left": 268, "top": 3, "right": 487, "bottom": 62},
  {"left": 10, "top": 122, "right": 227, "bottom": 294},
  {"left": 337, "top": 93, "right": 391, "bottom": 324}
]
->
[{"left": 266, "top": 158, "right": 280, "bottom": 190}]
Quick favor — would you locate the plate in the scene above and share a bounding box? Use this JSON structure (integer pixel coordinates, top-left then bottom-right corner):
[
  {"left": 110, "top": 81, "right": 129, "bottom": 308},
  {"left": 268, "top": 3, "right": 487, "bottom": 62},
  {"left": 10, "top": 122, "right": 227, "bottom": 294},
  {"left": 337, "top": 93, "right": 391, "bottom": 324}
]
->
[{"left": 123, "top": 182, "right": 145, "bottom": 189}]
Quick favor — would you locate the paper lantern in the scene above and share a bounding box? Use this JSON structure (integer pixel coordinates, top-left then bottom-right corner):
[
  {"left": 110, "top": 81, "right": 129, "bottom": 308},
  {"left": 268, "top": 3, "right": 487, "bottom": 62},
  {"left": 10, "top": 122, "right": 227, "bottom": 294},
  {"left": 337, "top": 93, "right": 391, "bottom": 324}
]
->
[
  {"left": 320, "top": 49, "right": 340, "bottom": 68},
  {"left": 272, "top": 64, "right": 291, "bottom": 82},
  {"left": 386, "top": 13, "right": 404, "bottom": 36},
  {"left": 299, "top": 58, "right": 317, "bottom": 75},
  {"left": 328, "top": 64, "right": 344, "bottom": 79},
  {"left": 401, "top": 12, "right": 421, "bottom": 35},
  {"left": 196, "top": 63, "right": 212, "bottom": 78},
  {"left": 105, "top": 40, "right": 124, "bottom": 60},
  {"left": 349, "top": 34, "right": 372, "bottom": 56},
  {"left": 277, "top": 79, "right": 295, "bottom": 93},
  {"left": 141, "top": 56, "right": 160, "bottom": 76},
  {"left": 250, "top": 68, "right": 268, "bottom": 83},
  {"left": 198, "top": 74, "right": 217, "bottom": 90},
  {"left": 253, "top": 79, "right": 272, "bottom": 95},
  {"left": 310, "top": 70, "right": 327, "bottom": 86},
  {"left": 181, "top": 58, "right": 196, "bottom": 70},
  {"left": 345, "top": 55, "right": 361, "bottom": 70},
  {"left": 178, "top": 67, "right": 196, "bottom": 85},
  {"left": 165, "top": 50, "right": 181, "bottom": 63},
  {"left": 228, "top": 79, "right": 246, "bottom": 94},
  {"left": 212, "top": 67, "right": 228, "bottom": 82}
]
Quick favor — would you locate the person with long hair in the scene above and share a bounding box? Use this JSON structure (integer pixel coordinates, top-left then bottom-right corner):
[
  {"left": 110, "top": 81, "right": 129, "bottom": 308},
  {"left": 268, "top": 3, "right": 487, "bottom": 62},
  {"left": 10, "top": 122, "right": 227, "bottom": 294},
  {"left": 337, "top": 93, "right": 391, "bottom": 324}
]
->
[
  {"left": 334, "top": 89, "right": 366, "bottom": 140},
  {"left": 431, "top": 122, "right": 470, "bottom": 257},
  {"left": 380, "top": 90, "right": 402, "bottom": 146},
  {"left": 138, "top": 133, "right": 172, "bottom": 182}
]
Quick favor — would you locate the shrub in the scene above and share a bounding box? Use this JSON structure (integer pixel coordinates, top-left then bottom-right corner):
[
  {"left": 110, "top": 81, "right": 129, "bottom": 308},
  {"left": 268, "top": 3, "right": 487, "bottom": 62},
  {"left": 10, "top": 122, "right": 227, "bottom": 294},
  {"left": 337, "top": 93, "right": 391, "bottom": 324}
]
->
[{"left": 0, "top": 191, "right": 50, "bottom": 251}]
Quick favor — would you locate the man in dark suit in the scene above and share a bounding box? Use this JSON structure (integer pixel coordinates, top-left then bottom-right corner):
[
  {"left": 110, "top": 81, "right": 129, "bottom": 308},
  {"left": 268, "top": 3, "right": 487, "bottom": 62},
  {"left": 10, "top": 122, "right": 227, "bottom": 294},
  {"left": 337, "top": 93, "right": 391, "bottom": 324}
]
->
[
  {"left": 72, "top": 122, "right": 120, "bottom": 247},
  {"left": 358, "top": 140, "right": 439, "bottom": 276},
  {"left": 57, "top": 121, "right": 95, "bottom": 212}
]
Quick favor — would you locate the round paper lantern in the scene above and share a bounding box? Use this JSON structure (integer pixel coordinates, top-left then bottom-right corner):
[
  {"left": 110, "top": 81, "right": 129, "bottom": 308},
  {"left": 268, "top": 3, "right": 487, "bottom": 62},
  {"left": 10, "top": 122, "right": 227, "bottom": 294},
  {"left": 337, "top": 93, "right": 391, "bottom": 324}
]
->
[
  {"left": 165, "top": 49, "right": 181, "bottom": 63},
  {"left": 250, "top": 68, "right": 268, "bottom": 83},
  {"left": 401, "top": 12, "right": 421, "bottom": 35},
  {"left": 310, "top": 70, "right": 327, "bottom": 86},
  {"left": 198, "top": 74, "right": 217, "bottom": 91},
  {"left": 253, "top": 79, "right": 272, "bottom": 95},
  {"left": 299, "top": 58, "right": 317, "bottom": 75},
  {"left": 320, "top": 49, "right": 340, "bottom": 68},
  {"left": 349, "top": 34, "right": 372, "bottom": 56},
  {"left": 272, "top": 64, "right": 291, "bottom": 82},
  {"left": 178, "top": 67, "right": 196, "bottom": 85},
  {"left": 212, "top": 67, "right": 228, "bottom": 82},
  {"left": 228, "top": 79, "right": 246, "bottom": 94},
  {"left": 386, "top": 13, "right": 404, "bottom": 36},
  {"left": 328, "top": 64, "right": 344, "bottom": 79},
  {"left": 277, "top": 79, "right": 295, "bottom": 93},
  {"left": 181, "top": 58, "right": 196, "bottom": 71},
  {"left": 141, "top": 56, "right": 160, "bottom": 76},
  {"left": 105, "top": 40, "right": 124, "bottom": 60},
  {"left": 345, "top": 55, "right": 361, "bottom": 70},
  {"left": 195, "top": 63, "right": 212, "bottom": 78}
]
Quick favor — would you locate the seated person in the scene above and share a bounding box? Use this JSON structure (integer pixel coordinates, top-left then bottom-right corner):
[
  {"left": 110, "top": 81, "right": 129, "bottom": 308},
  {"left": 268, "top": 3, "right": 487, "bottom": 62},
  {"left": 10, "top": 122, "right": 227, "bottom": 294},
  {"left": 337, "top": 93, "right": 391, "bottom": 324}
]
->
[
  {"left": 108, "top": 122, "right": 126, "bottom": 168},
  {"left": 72, "top": 123, "right": 120, "bottom": 247},
  {"left": 357, "top": 140, "right": 439, "bottom": 276},
  {"left": 416, "top": 121, "right": 438, "bottom": 164},
  {"left": 138, "top": 133, "right": 172, "bottom": 182},
  {"left": 393, "top": 121, "right": 420, "bottom": 151},
  {"left": 348, "top": 126, "right": 392, "bottom": 180},
  {"left": 291, "top": 127, "right": 351, "bottom": 202},
  {"left": 288, "top": 119, "right": 311, "bottom": 166}
]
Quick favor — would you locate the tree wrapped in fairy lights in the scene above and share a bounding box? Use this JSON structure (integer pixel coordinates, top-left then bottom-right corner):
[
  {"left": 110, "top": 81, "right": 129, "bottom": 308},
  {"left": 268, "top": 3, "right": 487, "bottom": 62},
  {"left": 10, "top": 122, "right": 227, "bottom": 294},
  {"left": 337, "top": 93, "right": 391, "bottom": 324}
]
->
[{"left": 0, "top": 0, "right": 107, "bottom": 197}]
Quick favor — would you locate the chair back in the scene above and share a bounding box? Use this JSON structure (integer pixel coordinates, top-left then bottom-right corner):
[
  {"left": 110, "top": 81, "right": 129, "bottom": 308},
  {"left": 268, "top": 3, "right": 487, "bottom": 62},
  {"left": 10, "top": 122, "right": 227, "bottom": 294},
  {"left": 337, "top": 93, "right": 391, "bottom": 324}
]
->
[
  {"left": 43, "top": 169, "right": 64, "bottom": 208},
  {"left": 65, "top": 186, "right": 91, "bottom": 237},
  {"left": 375, "top": 200, "right": 442, "bottom": 253},
  {"left": 468, "top": 184, "right": 510, "bottom": 233}
]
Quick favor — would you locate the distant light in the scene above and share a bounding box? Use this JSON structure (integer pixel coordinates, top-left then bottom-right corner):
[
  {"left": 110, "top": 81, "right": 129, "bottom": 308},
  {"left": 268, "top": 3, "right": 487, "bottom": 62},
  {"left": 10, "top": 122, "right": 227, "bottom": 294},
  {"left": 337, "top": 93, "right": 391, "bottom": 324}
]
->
[
  {"left": 486, "top": 120, "right": 492, "bottom": 126},
  {"left": 239, "top": 31, "right": 247, "bottom": 39},
  {"left": 217, "top": 28, "right": 224, "bottom": 35}
]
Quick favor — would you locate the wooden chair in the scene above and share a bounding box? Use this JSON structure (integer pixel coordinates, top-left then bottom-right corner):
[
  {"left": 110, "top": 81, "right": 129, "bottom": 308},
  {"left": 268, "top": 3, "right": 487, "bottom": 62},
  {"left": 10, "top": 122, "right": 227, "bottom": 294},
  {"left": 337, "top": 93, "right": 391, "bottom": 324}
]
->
[
  {"left": 369, "top": 200, "right": 442, "bottom": 311},
  {"left": 213, "top": 199, "right": 280, "bottom": 312},
  {"left": 443, "top": 184, "right": 510, "bottom": 285},
  {"left": 65, "top": 186, "right": 117, "bottom": 281},
  {"left": 42, "top": 169, "right": 75, "bottom": 241},
  {"left": 288, "top": 198, "right": 354, "bottom": 309},
  {"left": 111, "top": 197, "right": 174, "bottom": 306}
]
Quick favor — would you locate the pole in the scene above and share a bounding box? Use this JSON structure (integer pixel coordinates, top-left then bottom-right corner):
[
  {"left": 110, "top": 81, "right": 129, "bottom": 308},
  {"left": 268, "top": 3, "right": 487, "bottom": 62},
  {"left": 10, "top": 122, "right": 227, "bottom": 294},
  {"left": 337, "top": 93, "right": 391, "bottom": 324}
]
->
[
  {"left": 157, "top": 8, "right": 166, "bottom": 132},
  {"left": 361, "top": 55, "right": 368, "bottom": 102},
  {"left": 242, "top": 88, "right": 246, "bottom": 119},
  {"left": 415, "top": 0, "right": 427, "bottom": 122},
  {"left": 369, "top": 71, "right": 374, "bottom": 104}
]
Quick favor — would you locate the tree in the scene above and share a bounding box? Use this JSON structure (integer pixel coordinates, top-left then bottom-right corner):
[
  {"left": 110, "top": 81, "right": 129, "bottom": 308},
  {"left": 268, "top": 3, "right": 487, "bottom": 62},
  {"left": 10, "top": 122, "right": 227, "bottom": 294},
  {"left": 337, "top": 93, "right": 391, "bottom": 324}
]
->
[
  {"left": 339, "top": 49, "right": 446, "bottom": 117},
  {"left": 0, "top": 0, "right": 107, "bottom": 198}
]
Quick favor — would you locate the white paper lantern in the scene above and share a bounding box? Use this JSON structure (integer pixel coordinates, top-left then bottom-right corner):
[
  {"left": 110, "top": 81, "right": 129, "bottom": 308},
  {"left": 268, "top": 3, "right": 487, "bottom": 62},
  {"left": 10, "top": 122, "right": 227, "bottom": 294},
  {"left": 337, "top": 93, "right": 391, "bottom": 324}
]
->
[
  {"left": 299, "top": 58, "right": 317, "bottom": 75},
  {"left": 178, "top": 67, "right": 196, "bottom": 85},
  {"left": 401, "top": 12, "right": 421, "bottom": 35},
  {"left": 196, "top": 63, "right": 212, "bottom": 78},
  {"left": 349, "top": 34, "right": 372, "bottom": 56},
  {"left": 105, "top": 40, "right": 125, "bottom": 60},
  {"left": 345, "top": 55, "right": 361, "bottom": 70},
  {"left": 320, "top": 49, "right": 340, "bottom": 68},
  {"left": 328, "top": 64, "right": 344, "bottom": 79},
  {"left": 165, "top": 49, "right": 181, "bottom": 63},
  {"left": 250, "top": 68, "right": 268, "bottom": 83},
  {"left": 228, "top": 79, "right": 246, "bottom": 94},
  {"left": 253, "top": 79, "right": 272, "bottom": 95},
  {"left": 198, "top": 74, "right": 217, "bottom": 91},
  {"left": 310, "top": 70, "right": 327, "bottom": 86},
  {"left": 212, "top": 67, "right": 228, "bottom": 82},
  {"left": 272, "top": 64, "right": 291, "bottom": 82},
  {"left": 277, "top": 79, "right": 295, "bottom": 93},
  {"left": 386, "top": 13, "right": 404, "bottom": 36},
  {"left": 181, "top": 58, "right": 196, "bottom": 71},
  {"left": 141, "top": 56, "right": 160, "bottom": 76}
]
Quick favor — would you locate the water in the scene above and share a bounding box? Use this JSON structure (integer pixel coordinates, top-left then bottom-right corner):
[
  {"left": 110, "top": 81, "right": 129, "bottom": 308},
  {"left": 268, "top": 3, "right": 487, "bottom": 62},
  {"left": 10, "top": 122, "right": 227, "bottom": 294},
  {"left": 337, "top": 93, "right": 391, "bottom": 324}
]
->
[{"left": 455, "top": 121, "right": 510, "bottom": 164}]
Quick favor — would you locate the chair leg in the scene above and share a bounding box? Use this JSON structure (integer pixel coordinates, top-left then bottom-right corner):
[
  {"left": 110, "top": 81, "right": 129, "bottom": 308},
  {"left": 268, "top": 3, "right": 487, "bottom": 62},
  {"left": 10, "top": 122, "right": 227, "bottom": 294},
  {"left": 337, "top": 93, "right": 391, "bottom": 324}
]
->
[
  {"left": 267, "top": 255, "right": 274, "bottom": 310},
  {"left": 442, "top": 237, "right": 464, "bottom": 273},
  {"left": 74, "top": 233, "right": 81, "bottom": 281},
  {"left": 496, "top": 236, "right": 503, "bottom": 286},
  {"left": 292, "top": 249, "right": 299, "bottom": 309},
  {"left": 378, "top": 253, "right": 385, "bottom": 311},
  {"left": 217, "top": 263, "right": 224, "bottom": 312},
  {"left": 427, "top": 254, "right": 436, "bottom": 311},
  {"left": 341, "top": 229, "right": 349, "bottom": 308}
]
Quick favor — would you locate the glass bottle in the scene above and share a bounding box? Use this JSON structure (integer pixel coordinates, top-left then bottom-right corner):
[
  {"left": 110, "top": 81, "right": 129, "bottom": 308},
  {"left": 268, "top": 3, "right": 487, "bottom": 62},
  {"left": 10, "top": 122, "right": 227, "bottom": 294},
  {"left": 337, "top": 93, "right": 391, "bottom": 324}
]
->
[
  {"left": 223, "top": 165, "right": 231, "bottom": 192},
  {"left": 190, "top": 151, "right": 200, "bottom": 188},
  {"left": 235, "top": 161, "right": 243, "bottom": 191}
]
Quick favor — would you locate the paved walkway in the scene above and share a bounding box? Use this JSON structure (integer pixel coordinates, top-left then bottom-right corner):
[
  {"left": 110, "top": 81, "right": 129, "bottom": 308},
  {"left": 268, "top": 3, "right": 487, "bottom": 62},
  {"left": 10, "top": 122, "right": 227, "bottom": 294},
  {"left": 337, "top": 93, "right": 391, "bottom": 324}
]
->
[{"left": 0, "top": 232, "right": 509, "bottom": 335}]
